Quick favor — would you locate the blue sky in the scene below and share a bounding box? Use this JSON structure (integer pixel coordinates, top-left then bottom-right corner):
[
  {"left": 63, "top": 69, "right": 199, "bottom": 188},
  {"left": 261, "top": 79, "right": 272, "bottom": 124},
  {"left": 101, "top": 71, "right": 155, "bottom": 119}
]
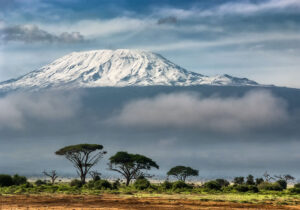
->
[{"left": 1, "top": 0, "right": 300, "bottom": 87}]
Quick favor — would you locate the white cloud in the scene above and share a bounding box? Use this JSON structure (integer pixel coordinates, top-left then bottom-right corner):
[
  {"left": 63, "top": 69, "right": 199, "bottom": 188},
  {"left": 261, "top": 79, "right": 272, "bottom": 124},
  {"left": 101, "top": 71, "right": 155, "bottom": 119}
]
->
[
  {"left": 40, "top": 18, "right": 151, "bottom": 38},
  {"left": 140, "top": 32, "right": 300, "bottom": 51},
  {"left": 0, "top": 91, "right": 80, "bottom": 130},
  {"left": 109, "top": 91, "right": 289, "bottom": 133},
  {"left": 158, "top": 0, "right": 300, "bottom": 18}
]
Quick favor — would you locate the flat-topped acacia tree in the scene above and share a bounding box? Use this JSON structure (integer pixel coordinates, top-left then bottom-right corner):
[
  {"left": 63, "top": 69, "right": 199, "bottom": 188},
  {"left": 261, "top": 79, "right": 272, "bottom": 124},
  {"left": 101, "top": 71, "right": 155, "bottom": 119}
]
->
[
  {"left": 55, "top": 144, "right": 106, "bottom": 184},
  {"left": 109, "top": 151, "right": 159, "bottom": 186},
  {"left": 167, "top": 166, "right": 198, "bottom": 182}
]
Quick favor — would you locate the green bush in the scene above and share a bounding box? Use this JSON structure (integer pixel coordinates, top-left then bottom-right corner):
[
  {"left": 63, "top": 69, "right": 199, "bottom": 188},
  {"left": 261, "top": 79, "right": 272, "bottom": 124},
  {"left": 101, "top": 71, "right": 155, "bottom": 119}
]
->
[
  {"left": 70, "top": 179, "right": 83, "bottom": 188},
  {"left": 233, "top": 177, "right": 244, "bottom": 185},
  {"left": 172, "top": 181, "right": 192, "bottom": 190},
  {"left": 161, "top": 180, "right": 173, "bottom": 190},
  {"left": 258, "top": 182, "right": 283, "bottom": 191},
  {"left": 12, "top": 174, "right": 27, "bottom": 185},
  {"left": 215, "top": 179, "right": 230, "bottom": 187},
  {"left": 294, "top": 183, "right": 300, "bottom": 188},
  {"left": 93, "top": 175, "right": 101, "bottom": 181},
  {"left": 246, "top": 175, "right": 255, "bottom": 185},
  {"left": 248, "top": 185, "right": 259, "bottom": 193},
  {"left": 276, "top": 179, "right": 287, "bottom": 190},
  {"left": 203, "top": 181, "right": 222, "bottom": 191},
  {"left": 86, "top": 180, "right": 95, "bottom": 188},
  {"left": 255, "top": 178, "right": 264, "bottom": 185},
  {"left": 35, "top": 179, "right": 47, "bottom": 186},
  {"left": 290, "top": 187, "right": 300, "bottom": 194},
  {"left": 22, "top": 182, "right": 33, "bottom": 188},
  {"left": 112, "top": 180, "right": 121, "bottom": 189},
  {"left": 235, "top": 184, "right": 249, "bottom": 192},
  {"left": 134, "top": 178, "right": 150, "bottom": 190},
  {"left": 94, "top": 180, "right": 112, "bottom": 190},
  {"left": 0, "top": 174, "right": 14, "bottom": 187},
  {"left": 234, "top": 184, "right": 258, "bottom": 193}
]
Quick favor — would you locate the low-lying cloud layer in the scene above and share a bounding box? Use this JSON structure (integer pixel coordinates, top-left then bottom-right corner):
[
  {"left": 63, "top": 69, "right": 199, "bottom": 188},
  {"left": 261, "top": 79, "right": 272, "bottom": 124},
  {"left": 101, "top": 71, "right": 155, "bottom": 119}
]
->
[
  {"left": 110, "top": 91, "right": 289, "bottom": 133},
  {"left": 0, "top": 91, "right": 80, "bottom": 130},
  {"left": 0, "top": 24, "right": 85, "bottom": 43}
]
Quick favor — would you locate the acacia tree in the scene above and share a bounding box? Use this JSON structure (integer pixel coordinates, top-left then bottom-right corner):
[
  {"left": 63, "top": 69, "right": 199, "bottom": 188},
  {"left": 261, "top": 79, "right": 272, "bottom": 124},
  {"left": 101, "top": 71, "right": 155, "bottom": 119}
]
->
[
  {"left": 43, "top": 170, "right": 58, "bottom": 184},
  {"left": 167, "top": 166, "right": 198, "bottom": 182},
  {"left": 109, "top": 151, "right": 159, "bottom": 186},
  {"left": 55, "top": 144, "right": 106, "bottom": 184},
  {"left": 263, "top": 171, "right": 275, "bottom": 182},
  {"left": 275, "top": 174, "right": 295, "bottom": 182}
]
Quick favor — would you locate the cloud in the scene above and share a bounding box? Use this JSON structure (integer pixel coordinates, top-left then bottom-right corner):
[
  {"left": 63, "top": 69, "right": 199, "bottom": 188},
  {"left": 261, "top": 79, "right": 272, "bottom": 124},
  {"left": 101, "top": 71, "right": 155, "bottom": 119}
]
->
[
  {"left": 109, "top": 91, "right": 289, "bottom": 133},
  {"left": 0, "top": 24, "right": 85, "bottom": 43},
  {"left": 0, "top": 91, "right": 80, "bottom": 130},
  {"left": 158, "top": 0, "right": 300, "bottom": 18},
  {"left": 215, "top": 0, "right": 300, "bottom": 15},
  {"left": 140, "top": 32, "right": 300, "bottom": 51},
  {"left": 157, "top": 16, "right": 177, "bottom": 25}
]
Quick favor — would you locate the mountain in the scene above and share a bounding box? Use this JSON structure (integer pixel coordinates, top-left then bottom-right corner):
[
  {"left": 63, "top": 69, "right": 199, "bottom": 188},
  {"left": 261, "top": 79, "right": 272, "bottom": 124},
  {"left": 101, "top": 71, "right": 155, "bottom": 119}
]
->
[{"left": 0, "top": 49, "right": 259, "bottom": 91}]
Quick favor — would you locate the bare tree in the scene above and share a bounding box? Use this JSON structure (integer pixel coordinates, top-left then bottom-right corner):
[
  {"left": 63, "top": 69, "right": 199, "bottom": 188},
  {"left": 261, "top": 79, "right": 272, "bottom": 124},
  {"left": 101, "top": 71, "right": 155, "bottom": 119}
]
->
[
  {"left": 263, "top": 171, "right": 275, "bottom": 182},
  {"left": 43, "top": 170, "right": 58, "bottom": 184}
]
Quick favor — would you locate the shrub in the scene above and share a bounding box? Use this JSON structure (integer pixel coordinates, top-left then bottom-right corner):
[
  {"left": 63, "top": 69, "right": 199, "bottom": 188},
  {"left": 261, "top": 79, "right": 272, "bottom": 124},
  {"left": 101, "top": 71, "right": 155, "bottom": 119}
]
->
[
  {"left": 94, "top": 175, "right": 101, "bottom": 181},
  {"left": 235, "top": 184, "right": 249, "bottom": 192},
  {"left": 294, "top": 183, "right": 300, "bottom": 188},
  {"left": 172, "top": 180, "right": 192, "bottom": 190},
  {"left": 233, "top": 177, "right": 244, "bottom": 185},
  {"left": 258, "top": 182, "right": 283, "bottom": 191},
  {"left": 112, "top": 180, "right": 121, "bottom": 189},
  {"left": 86, "top": 180, "right": 95, "bottom": 188},
  {"left": 22, "top": 182, "right": 33, "bottom": 188},
  {"left": 246, "top": 175, "right": 255, "bottom": 185},
  {"left": 255, "top": 178, "right": 264, "bottom": 185},
  {"left": 161, "top": 180, "right": 173, "bottom": 190},
  {"left": 203, "top": 181, "right": 222, "bottom": 191},
  {"left": 248, "top": 185, "right": 259, "bottom": 193},
  {"left": 290, "top": 187, "right": 300, "bottom": 194},
  {"left": 134, "top": 178, "right": 150, "bottom": 190},
  {"left": 215, "top": 179, "right": 230, "bottom": 187},
  {"left": 94, "top": 180, "right": 112, "bottom": 190},
  {"left": 234, "top": 184, "right": 258, "bottom": 193},
  {"left": 12, "top": 174, "right": 27, "bottom": 185},
  {"left": 276, "top": 179, "right": 287, "bottom": 190},
  {"left": 70, "top": 179, "right": 83, "bottom": 188},
  {"left": 0, "top": 174, "right": 14, "bottom": 187},
  {"left": 35, "top": 179, "right": 47, "bottom": 186}
]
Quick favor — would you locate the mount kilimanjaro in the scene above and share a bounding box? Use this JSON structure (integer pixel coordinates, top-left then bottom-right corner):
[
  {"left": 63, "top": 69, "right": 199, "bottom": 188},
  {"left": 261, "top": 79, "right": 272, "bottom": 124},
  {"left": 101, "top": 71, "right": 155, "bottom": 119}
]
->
[{"left": 0, "top": 49, "right": 259, "bottom": 91}]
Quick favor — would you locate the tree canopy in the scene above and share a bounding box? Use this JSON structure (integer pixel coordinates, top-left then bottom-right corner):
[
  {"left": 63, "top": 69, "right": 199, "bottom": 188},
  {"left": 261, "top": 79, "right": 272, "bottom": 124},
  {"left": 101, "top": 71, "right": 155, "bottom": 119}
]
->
[
  {"left": 109, "top": 151, "right": 159, "bottom": 186},
  {"left": 55, "top": 144, "right": 106, "bottom": 184},
  {"left": 167, "top": 166, "right": 198, "bottom": 182}
]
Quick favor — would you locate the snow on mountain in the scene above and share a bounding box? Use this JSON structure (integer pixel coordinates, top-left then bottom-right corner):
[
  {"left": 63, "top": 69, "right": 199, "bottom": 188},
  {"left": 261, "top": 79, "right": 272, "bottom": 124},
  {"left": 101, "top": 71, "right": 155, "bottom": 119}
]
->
[{"left": 0, "top": 49, "right": 259, "bottom": 91}]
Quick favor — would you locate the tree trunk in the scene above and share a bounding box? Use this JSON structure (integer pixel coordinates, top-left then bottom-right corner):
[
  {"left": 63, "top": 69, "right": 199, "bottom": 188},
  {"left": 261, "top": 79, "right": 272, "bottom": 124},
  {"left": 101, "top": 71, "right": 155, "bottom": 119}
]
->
[
  {"left": 81, "top": 174, "right": 86, "bottom": 184},
  {"left": 126, "top": 178, "right": 130, "bottom": 186}
]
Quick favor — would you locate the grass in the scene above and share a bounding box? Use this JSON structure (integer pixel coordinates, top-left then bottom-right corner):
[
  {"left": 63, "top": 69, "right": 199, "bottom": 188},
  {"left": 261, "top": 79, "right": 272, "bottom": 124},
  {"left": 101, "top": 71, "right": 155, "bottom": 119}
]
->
[{"left": 1, "top": 183, "right": 300, "bottom": 206}]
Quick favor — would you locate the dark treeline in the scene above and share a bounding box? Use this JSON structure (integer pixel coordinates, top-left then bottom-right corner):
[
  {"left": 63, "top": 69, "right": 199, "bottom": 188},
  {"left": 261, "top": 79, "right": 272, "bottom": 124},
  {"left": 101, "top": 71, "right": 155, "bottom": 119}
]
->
[{"left": 1, "top": 143, "right": 300, "bottom": 194}]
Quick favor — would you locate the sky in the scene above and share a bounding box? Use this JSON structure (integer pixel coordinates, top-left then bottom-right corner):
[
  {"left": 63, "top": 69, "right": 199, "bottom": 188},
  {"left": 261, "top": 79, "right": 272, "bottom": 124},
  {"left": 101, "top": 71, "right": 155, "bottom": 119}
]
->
[
  {"left": 1, "top": 0, "right": 300, "bottom": 88},
  {"left": 0, "top": 0, "right": 300, "bottom": 180}
]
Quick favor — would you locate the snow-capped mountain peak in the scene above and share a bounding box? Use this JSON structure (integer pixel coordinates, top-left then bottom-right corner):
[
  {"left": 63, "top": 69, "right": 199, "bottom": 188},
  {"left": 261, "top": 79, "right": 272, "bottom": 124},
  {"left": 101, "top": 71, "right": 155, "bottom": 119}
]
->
[{"left": 0, "top": 49, "right": 258, "bottom": 90}]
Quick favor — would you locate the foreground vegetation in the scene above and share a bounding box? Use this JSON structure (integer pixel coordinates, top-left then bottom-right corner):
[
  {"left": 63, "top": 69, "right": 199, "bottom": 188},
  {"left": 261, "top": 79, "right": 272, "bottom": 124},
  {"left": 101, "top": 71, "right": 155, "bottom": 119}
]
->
[{"left": 1, "top": 143, "right": 300, "bottom": 206}]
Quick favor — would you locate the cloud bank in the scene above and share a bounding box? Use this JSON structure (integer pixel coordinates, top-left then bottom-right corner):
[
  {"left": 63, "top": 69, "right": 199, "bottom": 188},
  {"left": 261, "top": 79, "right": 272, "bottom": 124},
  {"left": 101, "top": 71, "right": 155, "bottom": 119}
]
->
[
  {"left": 0, "top": 24, "right": 85, "bottom": 43},
  {"left": 109, "top": 91, "right": 288, "bottom": 133},
  {"left": 0, "top": 91, "right": 80, "bottom": 130}
]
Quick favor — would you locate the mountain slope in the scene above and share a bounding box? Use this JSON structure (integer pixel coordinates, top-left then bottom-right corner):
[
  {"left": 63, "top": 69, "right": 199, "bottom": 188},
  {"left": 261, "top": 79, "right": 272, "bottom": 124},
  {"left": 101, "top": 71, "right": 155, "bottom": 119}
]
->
[{"left": 0, "top": 49, "right": 259, "bottom": 90}]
